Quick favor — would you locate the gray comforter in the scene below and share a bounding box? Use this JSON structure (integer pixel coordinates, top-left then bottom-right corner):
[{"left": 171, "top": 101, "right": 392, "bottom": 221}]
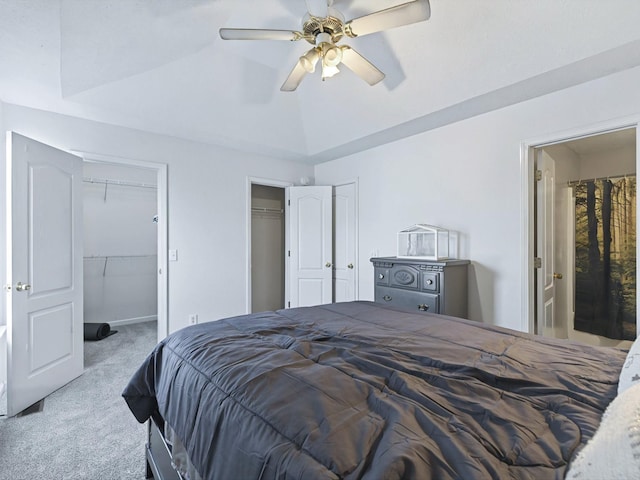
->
[{"left": 122, "top": 301, "right": 626, "bottom": 479}]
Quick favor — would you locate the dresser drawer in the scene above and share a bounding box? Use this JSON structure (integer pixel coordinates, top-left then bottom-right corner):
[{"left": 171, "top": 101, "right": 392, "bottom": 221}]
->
[
  {"left": 375, "top": 287, "right": 439, "bottom": 314},
  {"left": 389, "top": 265, "right": 419, "bottom": 289},
  {"left": 375, "top": 267, "right": 389, "bottom": 286},
  {"left": 421, "top": 272, "right": 439, "bottom": 293}
]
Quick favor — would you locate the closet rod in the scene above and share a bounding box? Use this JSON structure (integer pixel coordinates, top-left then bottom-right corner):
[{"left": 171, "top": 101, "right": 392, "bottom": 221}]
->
[
  {"left": 568, "top": 173, "right": 636, "bottom": 187},
  {"left": 251, "top": 207, "right": 283, "bottom": 214},
  {"left": 83, "top": 254, "right": 157, "bottom": 259},
  {"left": 83, "top": 177, "right": 157, "bottom": 189}
]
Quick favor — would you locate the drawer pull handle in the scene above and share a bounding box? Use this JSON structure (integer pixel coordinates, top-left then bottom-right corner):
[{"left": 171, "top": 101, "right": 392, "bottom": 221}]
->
[
  {"left": 383, "top": 295, "right": 392, "bottom": 302},
  {"left": 426, "top": 279, "right": 433, "bottom": 285},
  {"left": 378, "top": 274, "right": 385, "bottom": 280},
  {"left": 418, "top": 304, "right": 429, "bottom": 311}
]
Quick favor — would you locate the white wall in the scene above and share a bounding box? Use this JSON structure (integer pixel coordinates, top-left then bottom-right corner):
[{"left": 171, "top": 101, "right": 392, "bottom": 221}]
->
[
  {"left": 83, "top": 162, "right": 158, "bottom": 326},
  {"left": 579, "top": 144, "right": 636, "bottom": 180},
  {"left": 315, "top": 66, "right": 640, "bottom": 332},
  {"left": 0, "top": 103, "right": 313, "bottom": 334}
]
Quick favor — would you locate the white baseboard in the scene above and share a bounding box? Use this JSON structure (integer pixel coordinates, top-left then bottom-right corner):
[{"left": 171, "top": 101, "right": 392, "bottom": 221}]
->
[{"left": 108, "top": 315, "right": 157, "bottom": 327}]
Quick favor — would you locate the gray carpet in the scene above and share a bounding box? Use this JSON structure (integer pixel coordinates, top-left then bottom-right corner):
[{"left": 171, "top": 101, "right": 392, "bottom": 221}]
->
[{"left": 0, "top": 321, "right": 158, "bottom": 480}]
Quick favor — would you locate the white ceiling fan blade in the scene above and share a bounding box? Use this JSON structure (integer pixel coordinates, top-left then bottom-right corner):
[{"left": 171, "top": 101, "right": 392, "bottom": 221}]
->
[
  {"left": 346, "top": 0, "right": 431, "bottom": 37},
  {"left": 340, "top": 46, "right": 385, "bottom": 86},
  {"left": 281, "top": 59, "right": 309, "bottom": 92},
  {"left": 219, "top": 28, "right": 304, "bottom": 41}
]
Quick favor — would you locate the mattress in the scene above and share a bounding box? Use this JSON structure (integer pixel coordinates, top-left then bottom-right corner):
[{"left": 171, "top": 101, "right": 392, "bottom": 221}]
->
[{"left": 123, "top": 301, "right": 626, "bottom": 479}]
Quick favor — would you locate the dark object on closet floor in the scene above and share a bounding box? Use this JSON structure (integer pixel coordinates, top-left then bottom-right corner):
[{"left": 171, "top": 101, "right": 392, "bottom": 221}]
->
[{"left": 84, "top": 322, "right": 117, "bottom": 341}]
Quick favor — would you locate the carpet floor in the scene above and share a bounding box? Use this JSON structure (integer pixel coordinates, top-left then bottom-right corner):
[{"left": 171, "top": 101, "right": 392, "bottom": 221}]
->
[{"left": 0, "top": 321, "right": 157, "bottom": 480}]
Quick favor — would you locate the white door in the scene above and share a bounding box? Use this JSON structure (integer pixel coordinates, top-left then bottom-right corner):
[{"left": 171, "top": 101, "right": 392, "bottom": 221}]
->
[
  {"left": 287, "top": 186, "right": 332, "bottom": 307},
  {"left": 554, "top": 186, "right": 573, "bottom": 339},
  {"left": 5, "top": 132, "right": 83, "bottom": 417},
  {"left": 536, "top": 150, "right": 557, "bottom": 337},
  {"left": 333, "top": 183, "right": 357, "bottom": 302}
]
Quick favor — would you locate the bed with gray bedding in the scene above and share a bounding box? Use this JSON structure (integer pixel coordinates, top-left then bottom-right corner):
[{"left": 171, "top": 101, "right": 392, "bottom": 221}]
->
[{"left": 122, "top": 301, "right": 626, "bottom": 479}]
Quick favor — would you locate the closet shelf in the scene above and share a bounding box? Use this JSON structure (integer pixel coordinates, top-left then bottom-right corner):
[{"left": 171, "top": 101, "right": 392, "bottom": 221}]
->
[
  {"left": 84, "top": 255, "right": 157, "bottom": 276},
  {"left": 84, "top": 177, "right": 157, "bottom": 202},
  {"left": 251, "top": 207, "right": 283, "bottom": 214}
]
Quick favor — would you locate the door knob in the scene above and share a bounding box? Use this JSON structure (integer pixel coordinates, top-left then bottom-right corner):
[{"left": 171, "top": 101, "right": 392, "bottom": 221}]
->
[
  {"left": 347, "top": 263, "right": 354, "bottom": 269},
  {"left": 553, "top": 273, "right": 563, "bottom": 280},
  {"left": 16, "top": 282, "right": 31, "bottom": 292},
  {"left": 325, "top": 262, "right": 332, "bottom": 268}
]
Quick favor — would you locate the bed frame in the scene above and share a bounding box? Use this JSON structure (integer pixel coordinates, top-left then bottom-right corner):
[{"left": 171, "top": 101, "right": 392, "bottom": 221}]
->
[{"left": 145, "top": 412, "right": 182, "bottom": 480}]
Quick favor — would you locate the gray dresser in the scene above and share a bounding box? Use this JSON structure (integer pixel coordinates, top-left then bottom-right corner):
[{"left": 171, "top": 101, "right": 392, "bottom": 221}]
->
[{"left": 370, "top": 257, "right": 469, "bottom": 319}]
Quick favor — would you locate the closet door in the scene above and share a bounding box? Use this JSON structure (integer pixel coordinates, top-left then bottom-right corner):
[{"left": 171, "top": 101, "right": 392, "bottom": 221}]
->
[
  {"left": 5, "top": 132, "right": 83, "bottom": 416},
  {"left": 286, "top": 186, "right": 332, "bottom": 307},
  {"left": 333, "top": 183, "right": 357, "bottom": 302}
]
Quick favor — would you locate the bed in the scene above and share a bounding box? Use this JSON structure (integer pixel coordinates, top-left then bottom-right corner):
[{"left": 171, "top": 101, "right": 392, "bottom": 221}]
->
[{"left": 122, "top": 301, "right": 640, "bottom": 479}]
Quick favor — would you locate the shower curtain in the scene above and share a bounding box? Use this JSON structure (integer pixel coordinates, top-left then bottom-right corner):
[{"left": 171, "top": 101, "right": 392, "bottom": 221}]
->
[{"left": 574, "top": 176, "right": 636, "bottom": 340}]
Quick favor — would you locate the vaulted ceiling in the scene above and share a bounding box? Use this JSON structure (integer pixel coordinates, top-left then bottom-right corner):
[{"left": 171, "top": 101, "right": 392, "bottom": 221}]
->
[{"left": 1, "top": 0, "right": 640, "bottom": 165}]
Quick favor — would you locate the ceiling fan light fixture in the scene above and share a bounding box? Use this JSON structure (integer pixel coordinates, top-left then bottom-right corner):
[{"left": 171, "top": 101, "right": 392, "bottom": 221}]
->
[
  {"left": 321, "top": 63, "right": 340, "bottom": 80},
  {"left": 322, "top": 43, "right": 343, "bottom": 67},
  {"left": 300, "top": 48, "right": 320, "bottom": 73}
]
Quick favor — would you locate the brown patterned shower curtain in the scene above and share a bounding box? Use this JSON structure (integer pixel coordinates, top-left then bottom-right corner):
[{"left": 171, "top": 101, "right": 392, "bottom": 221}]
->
[{"left": 574, "top": 176, "right": 636, "bottom": 340}]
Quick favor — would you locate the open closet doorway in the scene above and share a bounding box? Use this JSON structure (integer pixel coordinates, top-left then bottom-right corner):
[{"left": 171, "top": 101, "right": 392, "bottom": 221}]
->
[
  {"left": 247, "top": 178, "right": 293, "bottom": 313},
  {"left": 250, "top": 183, "right": 287, "bottom": 313},
  {"left": 80, "top": 153, "right": 168, "bottom": 343},
  {"left": 530, "top": 127, "right": 637, "bottom": 348}
]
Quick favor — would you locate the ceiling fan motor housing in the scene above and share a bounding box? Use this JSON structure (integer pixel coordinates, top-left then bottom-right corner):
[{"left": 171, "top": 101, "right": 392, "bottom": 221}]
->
[{"left": 303, "top": 14, "right": 346, "bottom": 44}]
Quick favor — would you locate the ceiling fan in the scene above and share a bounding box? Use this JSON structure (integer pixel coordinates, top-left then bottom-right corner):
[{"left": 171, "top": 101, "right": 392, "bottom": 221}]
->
[{"left": 219, "top": 0, "right": 431, "bottom": 92}]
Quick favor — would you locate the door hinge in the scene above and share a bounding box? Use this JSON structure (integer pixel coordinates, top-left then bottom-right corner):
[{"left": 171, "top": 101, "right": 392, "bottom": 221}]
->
[
  {"left": 535, "top": 170, "right": 542, "bottom": 181},
  {"left": 287, "top": 301, "right": 290, "bottom": 308},
  {"left": 534, "top": 257, "right": 542, "bottom": 268},
  {"left": 288, "top": 250, "right": 290, "bottom": 257}
]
